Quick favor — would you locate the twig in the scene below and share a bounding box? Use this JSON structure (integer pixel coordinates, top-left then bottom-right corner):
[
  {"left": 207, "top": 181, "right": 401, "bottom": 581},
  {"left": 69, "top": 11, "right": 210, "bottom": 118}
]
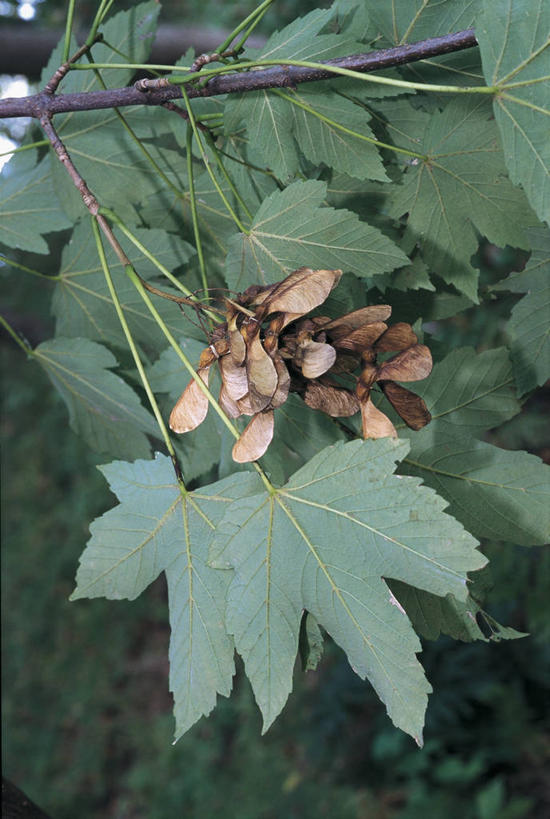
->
[
  {"left": 40, "top": 115, "right": 224, "bottom": 314},
  {"left": 43, "top": 38, "right": 100, "bottom": 95},
  {"left": 0, "top": 29, "right": 478, "bottom": 119}
]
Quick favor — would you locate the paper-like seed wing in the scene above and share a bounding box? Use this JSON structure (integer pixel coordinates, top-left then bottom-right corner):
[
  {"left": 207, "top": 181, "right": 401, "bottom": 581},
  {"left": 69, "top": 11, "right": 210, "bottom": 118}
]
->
[
  {"left": 356, "top": 362, "right": 378, "bottom": 401},
  {"left": 374, "top": 322, "right": 418, "bottom": 353},
  {"left": 219, "top": 354, "right": 249, "bottom": 401},
  {"left": 380, "top": 381, "right": 431, "bottom": 430},
  {"left": 377, "top": 344, "right": 433, "bottom": 382},
  {"left": 304, "top": 381, "right": 360, "bottom": 417},
  {"left": 228, "top": 315, "right": 247, "bottom": 366},
  {"left": 261, "top": 267, "right": 342, "bottom": 317},
  {"left": 360, "top": 397, "right": 397, "bottom": 439},
  {"left": 169, "top": 366, "right": 211, "bottom": 433},
  {"left": 333, "top": 321, "right": 388, "bottom": 353},
  {"left": 301, "top": 341, "right": 337, "bottom": 379},
  {"left": 321, "top": 305, "right": 392, "bottom": 331},
  {"left": 268, "top": 354, "right": 291, "bottom": 409},
  {"left": 237, "top": 393, "right": 255, "bottom": 416},
  {"left": 246, "top": 334, "right": 278, "bottom": 412},
  {"left": 218, "top": 385, "right": 242, "bottom": 418},
  {"left": 232, "top": 411, "right": 275, "bottom": 463}
]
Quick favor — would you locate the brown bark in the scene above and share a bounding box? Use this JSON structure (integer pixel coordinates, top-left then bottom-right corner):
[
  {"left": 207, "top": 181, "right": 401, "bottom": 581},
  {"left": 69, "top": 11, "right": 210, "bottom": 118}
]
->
[{"left": 0, "top": 29, "right": 477, "bottom": 120}]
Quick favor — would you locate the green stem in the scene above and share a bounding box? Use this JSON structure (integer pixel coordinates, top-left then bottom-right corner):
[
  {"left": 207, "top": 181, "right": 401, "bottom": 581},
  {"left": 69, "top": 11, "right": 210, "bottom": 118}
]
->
[
  {"left": 92, "top": 217, "right": 183, "bottom": 479},
  {"left": 0, "top": 314, "right": 34, "bottom": 356},
  {"left": 216, "top": 0, "right": 275, "bottom": 55},
  {"left": 185, "top": 124, "right": 209, "bottom": 296},
  {"left": 62, "top": 0, "right": 76, "bottom": 63},
  {"left": 125, "top": 264, "right": 239, "bottom": 438},
  {"left": 203, "top": 130, "right": 253, "bottom": 220},
  {"left": 0, "top": 140, "right": 49, "bottom": 158},
  {"left": 98, "top": 208, "right": 190, "bottom": 296},
  {"left": 0, "top": 254, "right": 60, "bottom": 280},
  {"left": 181, "top": 87, "right": 249, "bottom": 234},
  {"left": 230, "top": 0, "right": 275, "bottom": 55},
  {"left": 172, "top": 58, "right": 498, "bottom": 95},
  {"left": 87, "top": 0, "right": 115, "bottom": 46},
  {"left": 127, "top": 264, "right": 273, "bottom": 493},
  {"left": 273, "top": 88, "right": 427, "bottom": 161},
  {"left": 84, "top": 52, "right": 185, "bottom": 199}
]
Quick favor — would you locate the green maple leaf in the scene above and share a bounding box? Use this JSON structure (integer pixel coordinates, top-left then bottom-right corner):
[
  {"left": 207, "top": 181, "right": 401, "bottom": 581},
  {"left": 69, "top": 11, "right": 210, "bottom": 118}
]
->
[
  {"left": 383, "top": 96, "right": 538, "bottom": 301},
  {"left": 477, "top": 0, "right": 550, "bottom": 224},
  {"left": 494, "top": 226, "right": 550, "bottom": 395},
  {"left": 210, "top": 438, "right": 485, "bottom": 743},
  {"left": 225, "top": 85, "right": 387, "bottom": 184},
  {"left": 34, "top": 337, "right": 159, "bottom": 459},
  {"left": 71, "top": 455, "right": 260, "bottom": 739},
  {"left": 369, "top": 0, "right": 481, "bottom": 44},
  {"left": 0, "top": 152, "right": 71, "bottom": 254},
  {"left": 224, "top": 8, "right": 383, "bottom": 183},
  {"left": 52, "top": 221, "right": 196, "bottom": 351},
  {"left": 256, "top": 8, "right": 361, "bottom": 62},
  {"left": 148, "top": 342, "right": 344, "bottom": 485},
  {"left": 40, "top": 1, "right": 159, "bottom": 94},
  {"left": 225, "top": 179, "right": 408, "bottom": 291},
  {"left": 396, "top": 347, "right": 550, "bottom": 545},
  {"left": 389, "top": 580, "right": 526, "bottom": 643}
]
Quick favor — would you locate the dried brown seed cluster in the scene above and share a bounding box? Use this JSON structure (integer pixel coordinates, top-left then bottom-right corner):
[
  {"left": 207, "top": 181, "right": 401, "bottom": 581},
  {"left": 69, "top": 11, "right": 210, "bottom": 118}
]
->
[{"left": 169, "top": 267, "right": 433, "bottom": 462}]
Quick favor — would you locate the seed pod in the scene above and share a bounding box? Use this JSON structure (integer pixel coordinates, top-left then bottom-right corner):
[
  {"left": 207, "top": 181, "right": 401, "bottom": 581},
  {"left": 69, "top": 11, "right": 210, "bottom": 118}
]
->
[
  {"left": 333, "top": 321, "right": 388, "bottom": 353},
  {"left": 304, "top": 380, "right": 360, "bottom": 417},
  {"left": 374, "top": 322, "right": 418, "bottom": 353},
  {"left": 380, "top": 381, "right": 431, "bottom": 430},
  {"left": 245, "top": 333, "right": 279, "bottom": 412},
  {"left": 232, "top": 410, "right": 275, "bottom": 463},
  {"left": 299, "top": 340, "right": 337, "bottom": 379},
  {"left": 169, "top": 366, "right": 211, "bottom": 433},
  {"left": 361, "top": 397, "right": 397, "bottom": 440},
  {"left": 269, "top": 354, "right": 291, "bottom": 409},
  {"left": 255, "top": 267, "right": 342, "bottom": 317},
  {"left": 321, "top": 305, "right": 392, "bottom": 332},
  {"left": 377, "top": 344, "right": 432, "bottom": 382}
]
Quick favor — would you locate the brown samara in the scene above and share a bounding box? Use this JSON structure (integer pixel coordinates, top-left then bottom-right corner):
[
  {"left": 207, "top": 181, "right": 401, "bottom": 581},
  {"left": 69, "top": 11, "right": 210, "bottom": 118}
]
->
[{"left": 169, "top": 267, "right": 432, "bottom": 462}]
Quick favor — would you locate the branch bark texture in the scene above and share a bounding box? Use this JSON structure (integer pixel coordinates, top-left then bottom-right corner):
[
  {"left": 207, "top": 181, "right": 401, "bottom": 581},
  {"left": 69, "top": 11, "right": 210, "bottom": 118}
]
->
[{"left": 0, "top": 29, "right": 477, "bottom": 120}]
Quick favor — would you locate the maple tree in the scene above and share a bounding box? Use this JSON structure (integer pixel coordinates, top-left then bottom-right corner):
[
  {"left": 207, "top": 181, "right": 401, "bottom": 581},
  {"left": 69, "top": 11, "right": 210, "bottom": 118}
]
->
[{"left": 1, "top": 0, "right": 549, "bottom": 748}]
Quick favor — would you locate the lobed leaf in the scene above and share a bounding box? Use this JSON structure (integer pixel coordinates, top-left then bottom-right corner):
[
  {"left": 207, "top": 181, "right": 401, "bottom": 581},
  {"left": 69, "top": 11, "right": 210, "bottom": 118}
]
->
[
  {"left": 401, "top": 428, "right": 550, "bottom": 545},
  {"left": 225, "top": 180, "right": 408, "bottom": 291},
  {"left": 388, "top": 580, "right": 526, "bottom": 643},
  {"left": 210, "top": 438, "right": 485, "bottom": 743},
  {"left": 383, "top": 96, "right": 538, "bottom": 301},
  {"left": 34, "top": 337, "right": 158, "bottom": 459},
  {"left": 0, "top": 152, "right": 71, "bottom": 254},
  {"left": 71, "top": 455, "right": 260, "bottom": 739},
  {"left": 476, "top": 0, "right": 550, "bottom": 224},
  {"left": 493, "top": 226, "right": 550, "bottom": 395},
  {"left": 52, "top": 221, "right": 196, "bottom": 351}
]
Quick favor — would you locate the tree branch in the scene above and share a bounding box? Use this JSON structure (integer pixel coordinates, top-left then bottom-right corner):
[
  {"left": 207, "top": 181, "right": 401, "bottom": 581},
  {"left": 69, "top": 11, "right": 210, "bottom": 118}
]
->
[{"left": 0, "top": 29, "right": 477, "bottom": 120}]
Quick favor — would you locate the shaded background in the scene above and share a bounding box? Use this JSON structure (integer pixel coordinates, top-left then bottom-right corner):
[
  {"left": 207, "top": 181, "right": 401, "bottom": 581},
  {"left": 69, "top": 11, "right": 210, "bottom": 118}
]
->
[{"left": 2, "top": 2, "right": 550, "bottom": 817}]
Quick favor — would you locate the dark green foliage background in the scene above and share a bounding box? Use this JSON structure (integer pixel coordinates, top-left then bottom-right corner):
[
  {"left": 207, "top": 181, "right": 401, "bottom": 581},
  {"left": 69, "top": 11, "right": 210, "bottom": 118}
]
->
[{"left": 3, "top": 250, "right": 549, "bottom": 819}]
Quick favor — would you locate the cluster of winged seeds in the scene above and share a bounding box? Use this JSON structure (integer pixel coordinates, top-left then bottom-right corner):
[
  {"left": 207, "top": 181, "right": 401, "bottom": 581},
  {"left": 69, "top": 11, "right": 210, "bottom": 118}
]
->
[{"left": 169, "top": 268, "right": 433, "bottom": 463}]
